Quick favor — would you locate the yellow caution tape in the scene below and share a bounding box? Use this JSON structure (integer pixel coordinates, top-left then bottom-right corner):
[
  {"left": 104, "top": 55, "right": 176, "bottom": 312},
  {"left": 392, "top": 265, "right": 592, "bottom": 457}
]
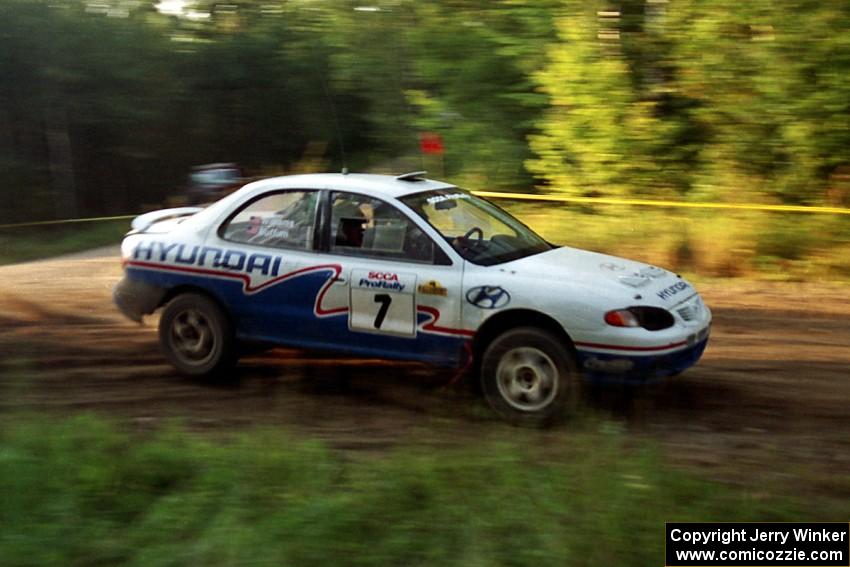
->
[
  {"left": 3, "top": 190, "right": 850, "bottom": 230},
  {"left": 0, "top": 214, "right": 136, "bottom": 230},
  {"left": 471, "top": 191, "right": 850, "bottom": 215}
]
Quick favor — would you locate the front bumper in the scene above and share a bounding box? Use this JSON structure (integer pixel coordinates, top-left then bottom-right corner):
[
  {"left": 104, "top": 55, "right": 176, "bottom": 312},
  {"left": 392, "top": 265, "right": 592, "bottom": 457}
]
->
[
  {"left": 113, "top": 276, "right": 165, "bottom": 322},
  {"left": 577, "top": 335, "right": 709, "bottom": 383}
]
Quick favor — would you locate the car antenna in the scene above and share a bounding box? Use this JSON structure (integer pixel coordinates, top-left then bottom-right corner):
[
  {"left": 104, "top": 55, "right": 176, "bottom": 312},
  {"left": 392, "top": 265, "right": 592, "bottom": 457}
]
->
[
  {"left": 317, "top": 70, "right": 347, "bottom": 174},
  {"left": 320, "top": 75, "right": 348, "bottom": 173}
]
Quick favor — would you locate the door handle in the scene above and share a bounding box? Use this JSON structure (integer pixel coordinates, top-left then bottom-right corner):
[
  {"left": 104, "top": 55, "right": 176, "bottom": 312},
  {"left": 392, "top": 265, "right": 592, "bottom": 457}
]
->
[{"left": 332, "top": 276, "right": 347, "bottom": 284}]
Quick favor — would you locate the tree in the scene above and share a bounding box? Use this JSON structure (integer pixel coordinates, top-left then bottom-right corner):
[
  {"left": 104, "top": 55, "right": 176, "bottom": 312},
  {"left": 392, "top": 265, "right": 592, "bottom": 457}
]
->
[{"left": 527, "top": 3, "right": 669, "bottom": 197}]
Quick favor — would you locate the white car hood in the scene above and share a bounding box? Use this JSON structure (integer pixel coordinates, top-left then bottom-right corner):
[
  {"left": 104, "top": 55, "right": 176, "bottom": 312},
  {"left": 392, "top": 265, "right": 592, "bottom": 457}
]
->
[{"left": 499, "top": 246, "right": 696, "bottom": 308}]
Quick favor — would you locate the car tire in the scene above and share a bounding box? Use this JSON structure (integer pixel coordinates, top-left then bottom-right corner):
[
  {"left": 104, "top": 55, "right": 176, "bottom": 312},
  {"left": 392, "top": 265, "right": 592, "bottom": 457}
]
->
[
  {"left": 480, "top": 327, "right": 580, "bottom": 427},
  {"left": 159, "top": 292, "right": 237, "bottom": 378}
]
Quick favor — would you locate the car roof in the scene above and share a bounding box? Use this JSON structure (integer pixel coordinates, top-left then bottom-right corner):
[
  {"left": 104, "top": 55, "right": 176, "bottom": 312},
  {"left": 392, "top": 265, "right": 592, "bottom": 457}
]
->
[{"left": 242, "top": 172, "right": 456, "bottom": 200}]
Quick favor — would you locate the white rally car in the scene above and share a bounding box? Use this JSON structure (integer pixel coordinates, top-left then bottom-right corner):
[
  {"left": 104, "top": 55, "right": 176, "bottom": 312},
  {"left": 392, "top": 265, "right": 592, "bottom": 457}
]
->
[{"left": 114, "top": 172, "right": 710, "bottom": 425}]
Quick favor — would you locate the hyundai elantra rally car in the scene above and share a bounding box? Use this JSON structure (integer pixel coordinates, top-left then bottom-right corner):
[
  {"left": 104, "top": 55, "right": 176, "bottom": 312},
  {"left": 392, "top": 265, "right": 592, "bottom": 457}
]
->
[{"left": 114, "top": 172, "right": 711, "bottom": 425}]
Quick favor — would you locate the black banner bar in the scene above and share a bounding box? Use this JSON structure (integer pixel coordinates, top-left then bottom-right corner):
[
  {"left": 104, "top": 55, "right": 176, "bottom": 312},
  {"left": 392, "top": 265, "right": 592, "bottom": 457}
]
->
[{"left": 666, "top": 523, "right": 849, "bottom": 566}]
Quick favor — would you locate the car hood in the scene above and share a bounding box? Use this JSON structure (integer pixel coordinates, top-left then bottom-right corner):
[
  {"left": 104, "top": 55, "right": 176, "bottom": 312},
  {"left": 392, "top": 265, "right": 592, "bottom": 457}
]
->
[{"left": 499, "top": 246, "right": 696, "bottom": 308}]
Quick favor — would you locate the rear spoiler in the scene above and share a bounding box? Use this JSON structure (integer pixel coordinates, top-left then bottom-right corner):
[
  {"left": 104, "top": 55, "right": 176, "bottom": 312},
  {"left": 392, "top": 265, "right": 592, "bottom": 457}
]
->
[{"left": 130, "top": 207, "right": 203, "bottom": 233}]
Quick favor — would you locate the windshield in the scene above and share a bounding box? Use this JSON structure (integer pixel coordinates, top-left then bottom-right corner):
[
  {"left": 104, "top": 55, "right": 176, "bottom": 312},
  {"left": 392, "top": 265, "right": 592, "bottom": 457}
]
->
[{"left": 400, "top": 189, "right": 553, "bottom": 266}]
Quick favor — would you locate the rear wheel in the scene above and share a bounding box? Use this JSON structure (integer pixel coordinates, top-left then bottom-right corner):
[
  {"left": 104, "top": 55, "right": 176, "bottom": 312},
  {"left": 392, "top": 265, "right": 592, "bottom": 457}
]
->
[
  {"left": 480, "top": 327, "right": 580, "bottom": 426},
  {"left": 159, "top": 293, "right": 237, "bottom": 377}
]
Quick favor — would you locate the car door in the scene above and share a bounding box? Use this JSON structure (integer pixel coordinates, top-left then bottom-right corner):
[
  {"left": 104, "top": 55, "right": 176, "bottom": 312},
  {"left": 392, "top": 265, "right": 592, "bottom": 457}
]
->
[
  {"left": 315, "top": 190, "right": 470, "bottom": 367},
  {"left": 212, "top": 188, "right": 339, "bottom": 345}
]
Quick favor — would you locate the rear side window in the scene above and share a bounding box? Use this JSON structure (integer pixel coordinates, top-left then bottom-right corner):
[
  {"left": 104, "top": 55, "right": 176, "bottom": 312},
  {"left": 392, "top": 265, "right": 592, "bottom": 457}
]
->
[{"left": 220, "top": 190, "right": 318, "bottom": 250}]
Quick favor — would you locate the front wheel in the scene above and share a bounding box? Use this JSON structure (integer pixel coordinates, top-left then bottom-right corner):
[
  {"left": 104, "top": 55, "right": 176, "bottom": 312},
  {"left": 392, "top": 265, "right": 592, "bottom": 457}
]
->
[
  {"left": 480, "top": 327, "right": 580, "bottom": 426},
  {"left": 159, "top": 293, "right": 237, "bottom": 378}
]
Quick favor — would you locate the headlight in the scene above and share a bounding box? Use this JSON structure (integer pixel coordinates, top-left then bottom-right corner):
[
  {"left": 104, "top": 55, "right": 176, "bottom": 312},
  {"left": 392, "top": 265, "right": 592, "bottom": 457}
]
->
[{"left": 604, "top": 307, "right": 674, "bottom": 331}]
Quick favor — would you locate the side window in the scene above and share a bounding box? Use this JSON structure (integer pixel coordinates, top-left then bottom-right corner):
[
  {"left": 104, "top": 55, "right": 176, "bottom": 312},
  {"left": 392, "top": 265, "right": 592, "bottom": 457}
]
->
[
  {"left": 221, "top": 190, "right": 317, "bottom": 250},
  {"left": 330, "top": 192, "right": 435, "bottom": 263}
]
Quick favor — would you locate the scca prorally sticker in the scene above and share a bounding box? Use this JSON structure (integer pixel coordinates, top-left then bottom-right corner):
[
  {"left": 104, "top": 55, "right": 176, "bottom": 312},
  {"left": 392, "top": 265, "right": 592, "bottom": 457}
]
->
[
  {"left": 465, "top": 286, "right": 510, "bottom": 309},
  {"left": 353, "top": 270, "right": 415, "bottom": 294}
]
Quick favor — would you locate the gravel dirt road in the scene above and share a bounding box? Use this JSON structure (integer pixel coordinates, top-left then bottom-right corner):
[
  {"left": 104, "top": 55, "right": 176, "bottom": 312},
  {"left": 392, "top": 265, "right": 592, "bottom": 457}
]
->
[{"left": 1, "top": 250, "right": 848, "bottom": 494}]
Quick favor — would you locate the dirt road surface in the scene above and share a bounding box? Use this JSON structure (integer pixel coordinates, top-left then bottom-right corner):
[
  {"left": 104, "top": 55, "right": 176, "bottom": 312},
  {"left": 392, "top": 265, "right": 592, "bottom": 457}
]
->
[{"left": 1, "top": 250, "right": 849, "bottom": 496}]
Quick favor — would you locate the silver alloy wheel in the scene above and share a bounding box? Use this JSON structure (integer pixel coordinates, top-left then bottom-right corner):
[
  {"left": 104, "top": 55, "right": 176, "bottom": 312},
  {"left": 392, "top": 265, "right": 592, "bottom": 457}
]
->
[
  {"left": 170, "top": 308, "right": 216, "bottom": 365},
  {"left": 495, "top": 346, "right": 559, "bottom": 412}
]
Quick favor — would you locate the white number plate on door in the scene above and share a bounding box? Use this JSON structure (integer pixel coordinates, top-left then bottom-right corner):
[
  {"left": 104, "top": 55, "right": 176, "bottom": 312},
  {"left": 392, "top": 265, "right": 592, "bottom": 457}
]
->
[{"left": 349, "top": 269, "right": 416, "bottom": 337}]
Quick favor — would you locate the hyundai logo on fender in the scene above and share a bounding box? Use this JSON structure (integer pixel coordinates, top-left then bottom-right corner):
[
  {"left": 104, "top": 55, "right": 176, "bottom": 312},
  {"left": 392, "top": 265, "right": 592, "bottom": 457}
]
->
[{"left": 466, "top": 286, "right": 511, "bottom": 309}]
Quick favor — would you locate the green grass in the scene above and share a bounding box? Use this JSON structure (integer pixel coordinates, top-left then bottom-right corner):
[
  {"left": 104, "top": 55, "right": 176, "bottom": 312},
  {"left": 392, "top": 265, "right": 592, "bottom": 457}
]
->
[
  {"left": 0, "top": 219, "right": 129, "bottom": 266},
  {"left": 0, "top": 414, "right": 825, "bottom": 567}
]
